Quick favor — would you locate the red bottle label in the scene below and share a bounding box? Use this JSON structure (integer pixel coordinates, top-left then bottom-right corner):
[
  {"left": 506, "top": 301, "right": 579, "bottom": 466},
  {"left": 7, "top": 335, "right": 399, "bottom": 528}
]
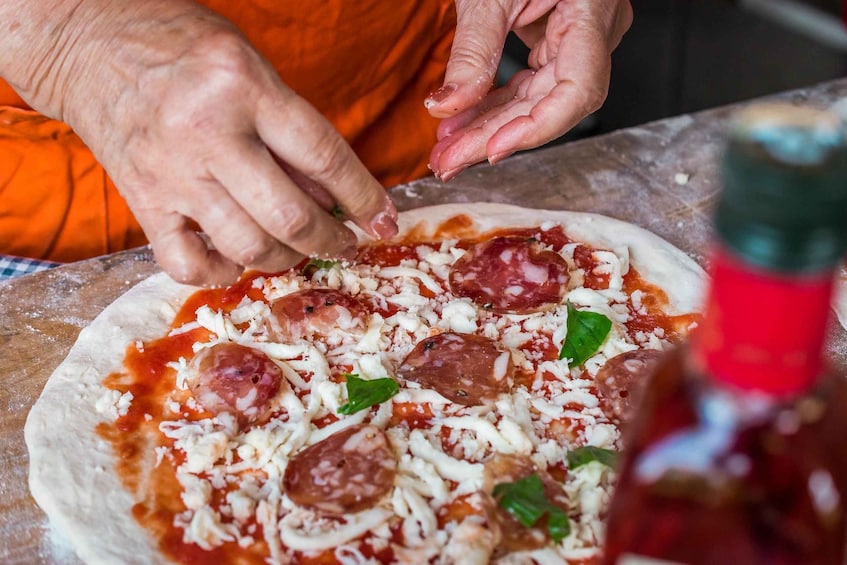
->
[{"left": 692, "top": 247, "right": 834, "bottom": 396}]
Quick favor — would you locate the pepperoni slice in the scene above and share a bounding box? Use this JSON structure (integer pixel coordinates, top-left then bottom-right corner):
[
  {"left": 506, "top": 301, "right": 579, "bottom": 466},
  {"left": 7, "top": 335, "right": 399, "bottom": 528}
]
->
[
  {"left": 595, "top": 349, "right": 663, "bottom": 423},
  {"left": 396, "top": 332, "right": 513, "bottom": 406},
  {"left": 189, "top": 342, "right": 284, "bottom": 426},
  {"left": 283, "top": 424, "right": 396, "bottom": 515},
  {"left": 270, "top": 288, "right": 366, "bottom": 340},
  {"left": 449, "top": 236, "right": 569, "bottom": 313},
  {"left": 483, "top": 455, "right": 570, "bottom": 554}
]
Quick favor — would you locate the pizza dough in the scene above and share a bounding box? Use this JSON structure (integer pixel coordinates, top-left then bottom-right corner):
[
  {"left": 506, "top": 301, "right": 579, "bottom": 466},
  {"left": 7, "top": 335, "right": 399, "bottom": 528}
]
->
[
  {"left": 25, "top": 203, "right": 708, "bottom": 564},
  {"left": 25, "top": 273, "right": 196, "bottom": 564}
]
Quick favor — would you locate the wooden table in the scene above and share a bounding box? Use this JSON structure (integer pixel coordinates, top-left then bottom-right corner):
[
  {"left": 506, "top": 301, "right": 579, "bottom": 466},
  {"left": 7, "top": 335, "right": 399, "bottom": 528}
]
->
[{"left": 3, "top": 79, "right": 847, "bottom": 564}]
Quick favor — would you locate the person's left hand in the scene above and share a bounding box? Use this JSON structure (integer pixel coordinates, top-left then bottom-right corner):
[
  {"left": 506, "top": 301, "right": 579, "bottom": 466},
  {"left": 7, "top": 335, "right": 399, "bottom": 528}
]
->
[{"left": 426, "top": 0, "right": 632, "bottom": 181}]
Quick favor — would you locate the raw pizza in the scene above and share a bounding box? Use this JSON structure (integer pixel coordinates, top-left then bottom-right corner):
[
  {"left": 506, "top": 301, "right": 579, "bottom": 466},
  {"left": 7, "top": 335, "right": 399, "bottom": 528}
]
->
[{"left": 26, "top": 203, "right": 707, "bottom": 564}]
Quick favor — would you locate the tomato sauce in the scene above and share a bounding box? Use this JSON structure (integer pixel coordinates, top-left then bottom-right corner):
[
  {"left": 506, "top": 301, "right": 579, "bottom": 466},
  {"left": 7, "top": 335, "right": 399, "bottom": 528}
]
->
[
  {"left": 402, "top": 213, "right": 478, "bottom": 242},
  {"left": 356, "top": 243, "right": 418, "bottom": 267},
  {"left": 96, "top": 219, "right": 698, "bottom": 564},
  {"left": 175, "top": 273, "right": 266, "bottom": 326},
  {"left": 571, "top": 244, "right": 611, "bottom": 290},
  {"left": 390, "top": 401, "right": 433, "bottom": 429},
  {"left": 298, "top": 525, "right": 401, "bottom": 564},
  {"left": 522, "top": 337, "right": 560, "bottom": 362},
  {"left": 622, "top": 269, "right": 701, "bottom": 341},
  {"left": 437, "top": 494, "right": 486, "bottom": 528}
]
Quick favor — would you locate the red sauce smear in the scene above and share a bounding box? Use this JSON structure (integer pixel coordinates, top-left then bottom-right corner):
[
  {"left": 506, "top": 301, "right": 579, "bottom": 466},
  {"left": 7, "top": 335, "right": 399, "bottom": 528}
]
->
[
  {"left": 97, "top": 219, "right": 698, "bottom": 564},
  {"left": 623, "top": 269, "right": 700, "bottom": 341}
]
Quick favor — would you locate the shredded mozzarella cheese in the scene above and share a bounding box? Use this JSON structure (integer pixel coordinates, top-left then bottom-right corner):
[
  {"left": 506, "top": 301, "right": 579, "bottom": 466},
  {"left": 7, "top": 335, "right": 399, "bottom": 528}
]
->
[{"left": 141, "top": 224, "right": 679, "bottom": 563}]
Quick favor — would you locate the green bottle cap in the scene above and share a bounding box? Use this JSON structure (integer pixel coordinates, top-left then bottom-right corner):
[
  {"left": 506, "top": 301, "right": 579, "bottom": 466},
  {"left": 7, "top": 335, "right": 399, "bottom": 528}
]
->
[{"left": 717, "top": 104, "right": 847, "bottom": 273}]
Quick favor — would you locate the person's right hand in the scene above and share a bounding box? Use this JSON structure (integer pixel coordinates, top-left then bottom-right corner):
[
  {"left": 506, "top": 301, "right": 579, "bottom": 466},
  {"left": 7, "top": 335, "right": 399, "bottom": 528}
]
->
[
  {"left": 425, "top": 0, "right": 632, "bottom": 181},
  {"left": 0, "top": 0, "right": 397, "bottom": 287}
]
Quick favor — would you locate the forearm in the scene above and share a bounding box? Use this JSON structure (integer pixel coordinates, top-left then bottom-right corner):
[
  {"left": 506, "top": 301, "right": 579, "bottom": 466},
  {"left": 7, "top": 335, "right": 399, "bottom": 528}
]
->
[
  {"left": 0, "top": 0, "right": 102, "bottom": 119},
  {"left": 0, "top": 0, "right": 214, "bottom": 125}
]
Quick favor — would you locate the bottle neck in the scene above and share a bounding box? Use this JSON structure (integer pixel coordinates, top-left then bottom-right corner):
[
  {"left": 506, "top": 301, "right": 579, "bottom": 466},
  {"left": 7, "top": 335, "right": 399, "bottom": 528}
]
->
[{"left": 691, "top": 245, "right": 836, "bottom": 397}]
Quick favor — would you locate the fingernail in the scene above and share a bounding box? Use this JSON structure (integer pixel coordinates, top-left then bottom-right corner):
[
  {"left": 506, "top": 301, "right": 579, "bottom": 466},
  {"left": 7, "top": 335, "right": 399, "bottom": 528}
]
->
[
  {"left": 488, "top": 151, "right": 514, "bottom": 165},
  {"left": 440, "top": 165, "right": 469, "bottom": 182},
  {"left": 339, "top": 244, "right": 358, "bottom": 261},
  {"left": 371, "top": 212, "right": 398, "bottom": 239},
  {"left": 425, "top": 83, "right": 457, "bottom": 109}
]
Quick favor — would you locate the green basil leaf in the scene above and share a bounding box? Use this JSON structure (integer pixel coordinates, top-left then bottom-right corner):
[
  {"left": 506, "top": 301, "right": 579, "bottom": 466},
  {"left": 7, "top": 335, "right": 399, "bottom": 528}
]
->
[
  {"left": 566, "top": 446, "right": 617, "bottom": 469},
  {"left": 301, "top": 258, "right": 339, "bottom": 275},
  {"left": 493, "top": 476, "right": 545, "bottom": 528},
  {"left": 559, "top": 302, "right": 612, "bottom": 366},
  {"left": 493, "top": 474, "right": 571, "bottom": 543},
  {"left": 546, "top": 507, "right": 571, "bottom": 544},
  {"left": 338, "top": 374, "right": 399, "bottom": 415}
]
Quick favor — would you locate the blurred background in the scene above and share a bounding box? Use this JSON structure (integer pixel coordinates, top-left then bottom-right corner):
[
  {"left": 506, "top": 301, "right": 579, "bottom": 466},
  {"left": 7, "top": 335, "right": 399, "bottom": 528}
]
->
[{"left": 500, "top": 0, "right": 847, "bottom": 142}]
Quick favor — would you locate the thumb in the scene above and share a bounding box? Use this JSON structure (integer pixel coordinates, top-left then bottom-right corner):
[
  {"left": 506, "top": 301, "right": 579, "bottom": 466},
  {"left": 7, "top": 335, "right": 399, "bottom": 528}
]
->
[{"left": 425, "top": 0, "right": 512, "bottom": 119}]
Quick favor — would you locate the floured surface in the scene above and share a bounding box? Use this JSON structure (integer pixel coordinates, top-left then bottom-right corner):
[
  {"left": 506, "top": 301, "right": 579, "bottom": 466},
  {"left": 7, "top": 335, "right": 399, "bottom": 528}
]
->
[
  {"left": 1, "top": 250, "right": 159, "bottom": 565},
  {"left": 3, "top": 78, "right": 847, "bottom": 564}
]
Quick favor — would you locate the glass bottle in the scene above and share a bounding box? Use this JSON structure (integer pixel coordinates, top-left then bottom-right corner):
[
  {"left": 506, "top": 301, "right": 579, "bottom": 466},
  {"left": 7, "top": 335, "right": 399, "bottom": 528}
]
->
[{"left": 603, "top": 104, "right": 847, "bottom": 564}]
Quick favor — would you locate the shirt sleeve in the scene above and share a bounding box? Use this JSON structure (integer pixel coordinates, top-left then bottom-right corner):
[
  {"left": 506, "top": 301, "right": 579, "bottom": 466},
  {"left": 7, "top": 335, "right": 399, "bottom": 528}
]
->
[{"left": 0, "top": 106, "right": 145, "bottom": 262}]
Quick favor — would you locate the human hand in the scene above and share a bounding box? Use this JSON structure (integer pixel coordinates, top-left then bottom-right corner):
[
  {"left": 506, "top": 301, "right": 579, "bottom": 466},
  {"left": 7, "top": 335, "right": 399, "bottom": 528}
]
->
[
  {"left": 425, "top": 0, "right": 633, "bottom": 180},
  {"left": 0, "top": 0, "right": 397, "bottom": 286}
]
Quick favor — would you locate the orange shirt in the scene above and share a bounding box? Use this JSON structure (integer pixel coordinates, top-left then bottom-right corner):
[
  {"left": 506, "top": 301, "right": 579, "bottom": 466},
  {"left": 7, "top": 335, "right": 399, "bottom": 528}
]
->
[{"left": 0, "top": 0, "right": 455, "bottom": 261}]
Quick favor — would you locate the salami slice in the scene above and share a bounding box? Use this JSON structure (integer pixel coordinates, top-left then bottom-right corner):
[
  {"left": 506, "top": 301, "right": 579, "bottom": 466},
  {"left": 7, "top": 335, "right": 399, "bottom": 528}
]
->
[
  {"left": 449, "top": 236, "right": 569, "bottom": 313},
  {"left": 283, "top": 424, "right": 396, "bottom": 515},
  {"left": 270, "top": 288, "right": 366, "bottom": 340},
  {"left": 188, "top": 342, "right": 284, "bottom": 426},
  {"left": 396, "top": 332, "right": 513, "bottom": 406},
  {"left": 595, "top": 348, "right": 663, "bottom": 423}
]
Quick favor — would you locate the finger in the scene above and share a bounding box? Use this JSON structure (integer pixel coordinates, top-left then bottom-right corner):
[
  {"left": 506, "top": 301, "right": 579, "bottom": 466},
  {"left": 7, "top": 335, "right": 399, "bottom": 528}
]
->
[
  {"left": 210, "top": 136, "right": 363, "bottom": 260},
  {"left": 179, "top": 177, "right": 305, "bottom": 273},
  {"left": 513, "top": 14, "right": 549, "bottom": 51},
  {"left": 137, "top": 209, "right": 243, "bottom": 287},
  {"left": 436, "top": 78, "right": 521, "bottom": 141},
  {"left": 487, "top": 77, "right": 602, "bottom": 158},
  {"left": 274, "top": 156, "right": 337, "bottom": 212},
  {"left": 430, "top": 95, "right": 528, "bottom": 180},
  {"left": 255, "top": 91, "right": 398, "bottom": 240},
  {"left": 424, "top": 0, "right": 512, "bottom": 119},
  {"left": 488, "top": 18, "right": 614, "bottom": 157},
  {"left": 513, "top": 0, "right": 559, "bottom": 29},
  {"left": 433, "top": 70, "right": 600, "bottom": 178},
  {"left": 430, "top": 75, "right": 536, "bottom": 177},
  {"left": 432, "top": 70, "right": 534, "bottom": 171},
  {"left": 488, "top": 71, "right": 610, "bottom": 161}
]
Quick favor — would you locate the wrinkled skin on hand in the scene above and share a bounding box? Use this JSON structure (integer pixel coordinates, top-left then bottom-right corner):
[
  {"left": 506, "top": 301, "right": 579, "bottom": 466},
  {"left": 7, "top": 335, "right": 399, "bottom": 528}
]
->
[
  {"left": 0, "top": 0, "right": 398, "bottom": 287},
  {"left": 426, "top": 0, "right": 633, "bottom": 181}
]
